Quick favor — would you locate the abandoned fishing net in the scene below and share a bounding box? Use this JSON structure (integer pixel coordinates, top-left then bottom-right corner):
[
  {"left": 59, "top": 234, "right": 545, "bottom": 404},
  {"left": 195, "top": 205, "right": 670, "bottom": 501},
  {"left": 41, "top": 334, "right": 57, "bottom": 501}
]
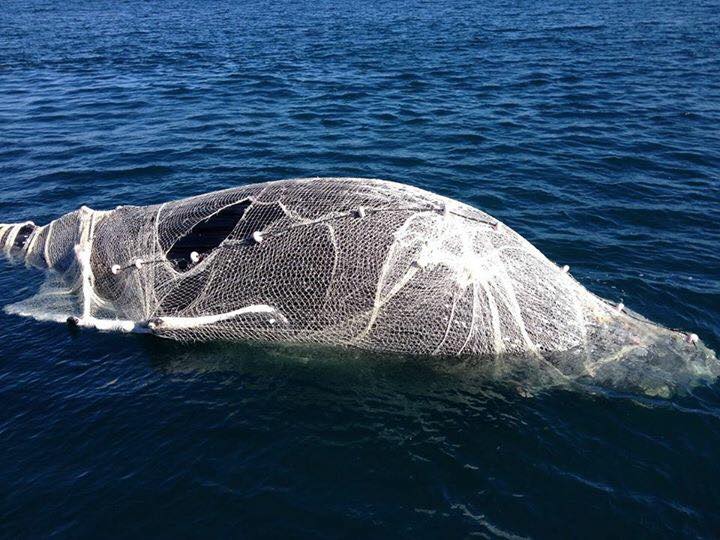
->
[{"left": 1, "top": 178, "right": 717, "bottom": 395}]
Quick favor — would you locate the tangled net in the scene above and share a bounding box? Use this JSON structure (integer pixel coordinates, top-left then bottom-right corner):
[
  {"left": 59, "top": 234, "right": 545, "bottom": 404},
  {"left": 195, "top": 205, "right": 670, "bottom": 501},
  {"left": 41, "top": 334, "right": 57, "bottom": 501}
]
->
[{"left": 1, "top": 178, "right": 717, "bottom": 395}]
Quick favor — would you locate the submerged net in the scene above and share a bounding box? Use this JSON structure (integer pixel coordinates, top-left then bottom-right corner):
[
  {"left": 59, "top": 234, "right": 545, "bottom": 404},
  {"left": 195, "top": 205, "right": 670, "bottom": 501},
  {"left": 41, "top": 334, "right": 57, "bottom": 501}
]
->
[{"left": 2, "top": 177, "right": 717, "bottom": 395}]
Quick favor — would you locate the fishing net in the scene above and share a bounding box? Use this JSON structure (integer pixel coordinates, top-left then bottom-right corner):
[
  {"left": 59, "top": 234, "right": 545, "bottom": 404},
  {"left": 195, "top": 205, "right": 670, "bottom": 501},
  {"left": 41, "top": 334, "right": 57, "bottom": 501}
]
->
[{"left": 1, "top": 177, "right": 717, "bottom": 394}]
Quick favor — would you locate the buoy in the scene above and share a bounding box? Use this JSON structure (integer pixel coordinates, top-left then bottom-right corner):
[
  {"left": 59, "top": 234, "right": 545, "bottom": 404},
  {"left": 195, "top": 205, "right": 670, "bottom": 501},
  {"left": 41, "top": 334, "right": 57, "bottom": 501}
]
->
[
  {"left": 111, "top": 264, "right": 121, "bottom": 275},
  {"left": 561, "top": 265, "right": 570, "bottom": 273},
  {"left": 146, "top": 318, "right": 163, "bottom": 330},
  {"left": 190, "top": 251, "right": 201, "bottom": 263},
  {"left": 252, "top": 231, "right": 264, "bottom": 244}
]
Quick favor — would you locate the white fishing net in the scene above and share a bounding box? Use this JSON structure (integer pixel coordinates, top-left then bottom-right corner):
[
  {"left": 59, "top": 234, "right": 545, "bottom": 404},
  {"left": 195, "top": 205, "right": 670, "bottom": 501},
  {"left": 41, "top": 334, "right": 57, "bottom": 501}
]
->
[{"left": 1, "top": 177, "right": 717, "bottom": 395}]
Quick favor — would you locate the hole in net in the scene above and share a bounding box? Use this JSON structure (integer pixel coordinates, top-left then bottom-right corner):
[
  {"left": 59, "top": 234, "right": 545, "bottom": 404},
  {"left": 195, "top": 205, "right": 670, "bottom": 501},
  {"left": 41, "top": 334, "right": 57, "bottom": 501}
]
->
[{"left": 167, "top": 200, "right": 252, "bottom": 270}]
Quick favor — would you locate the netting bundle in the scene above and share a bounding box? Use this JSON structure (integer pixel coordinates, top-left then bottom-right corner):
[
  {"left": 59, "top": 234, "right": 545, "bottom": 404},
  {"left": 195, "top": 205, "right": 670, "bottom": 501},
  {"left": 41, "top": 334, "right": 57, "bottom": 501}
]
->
[{"left": 1, "top": 177, "right": 717, "bottom": 395}]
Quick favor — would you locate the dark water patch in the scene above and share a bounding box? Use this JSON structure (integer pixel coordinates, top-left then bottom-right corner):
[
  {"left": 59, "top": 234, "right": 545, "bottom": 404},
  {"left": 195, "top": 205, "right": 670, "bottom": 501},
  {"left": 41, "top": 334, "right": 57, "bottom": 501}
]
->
[
  {"left": 0, "top": 148, "right": 29, "bottom": 160},
  {"left": 30, "top": 166, "right": 175, "bottom": 185},
  {"left": 662, "top": 150, "right": 719, "bottom": 168}
]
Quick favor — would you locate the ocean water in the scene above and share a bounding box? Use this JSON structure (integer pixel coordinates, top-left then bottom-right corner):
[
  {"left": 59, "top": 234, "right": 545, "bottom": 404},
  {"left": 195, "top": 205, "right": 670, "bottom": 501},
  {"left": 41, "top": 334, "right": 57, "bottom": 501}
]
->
[{"left": 1, "top": 0, "right": 719, "bottom": 537}]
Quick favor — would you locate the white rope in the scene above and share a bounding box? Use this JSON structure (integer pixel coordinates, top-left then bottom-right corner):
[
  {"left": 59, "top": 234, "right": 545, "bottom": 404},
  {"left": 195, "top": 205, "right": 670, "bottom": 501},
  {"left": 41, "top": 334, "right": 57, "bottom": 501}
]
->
[
  {"left": 148, "top": 304, "right": 280, "bottom": 330},
  {"left": 74, "top": 207, "right": 106, "bottom": 323},
  {"left": 24, "top": 224, "right": 44, "bottom": 259},
  {"left": 67, "top": 305, "right": 282, "bottom": 334},
  {"left": 43, "top": 220, "right": 54, "bottom": 266}
]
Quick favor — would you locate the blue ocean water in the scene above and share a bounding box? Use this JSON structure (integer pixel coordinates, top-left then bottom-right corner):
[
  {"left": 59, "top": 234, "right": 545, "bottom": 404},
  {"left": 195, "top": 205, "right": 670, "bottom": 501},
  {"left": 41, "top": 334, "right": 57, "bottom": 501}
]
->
[{"left": 1, "top": 0, "right": 719, "bottom": 537}]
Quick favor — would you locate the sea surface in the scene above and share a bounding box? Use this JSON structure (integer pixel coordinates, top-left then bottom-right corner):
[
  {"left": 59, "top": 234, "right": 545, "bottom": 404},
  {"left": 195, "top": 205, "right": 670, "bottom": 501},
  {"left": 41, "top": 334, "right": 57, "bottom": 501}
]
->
[{"left": 1, "top": 0, "right": 719, "bottom": 537}]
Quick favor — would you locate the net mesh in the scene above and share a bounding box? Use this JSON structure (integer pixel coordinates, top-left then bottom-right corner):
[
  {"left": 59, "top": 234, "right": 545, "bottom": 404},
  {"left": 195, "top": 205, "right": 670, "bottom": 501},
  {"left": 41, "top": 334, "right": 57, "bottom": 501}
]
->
[{"left": 2, "top": 177, "right": 717, "bottom": 395}]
